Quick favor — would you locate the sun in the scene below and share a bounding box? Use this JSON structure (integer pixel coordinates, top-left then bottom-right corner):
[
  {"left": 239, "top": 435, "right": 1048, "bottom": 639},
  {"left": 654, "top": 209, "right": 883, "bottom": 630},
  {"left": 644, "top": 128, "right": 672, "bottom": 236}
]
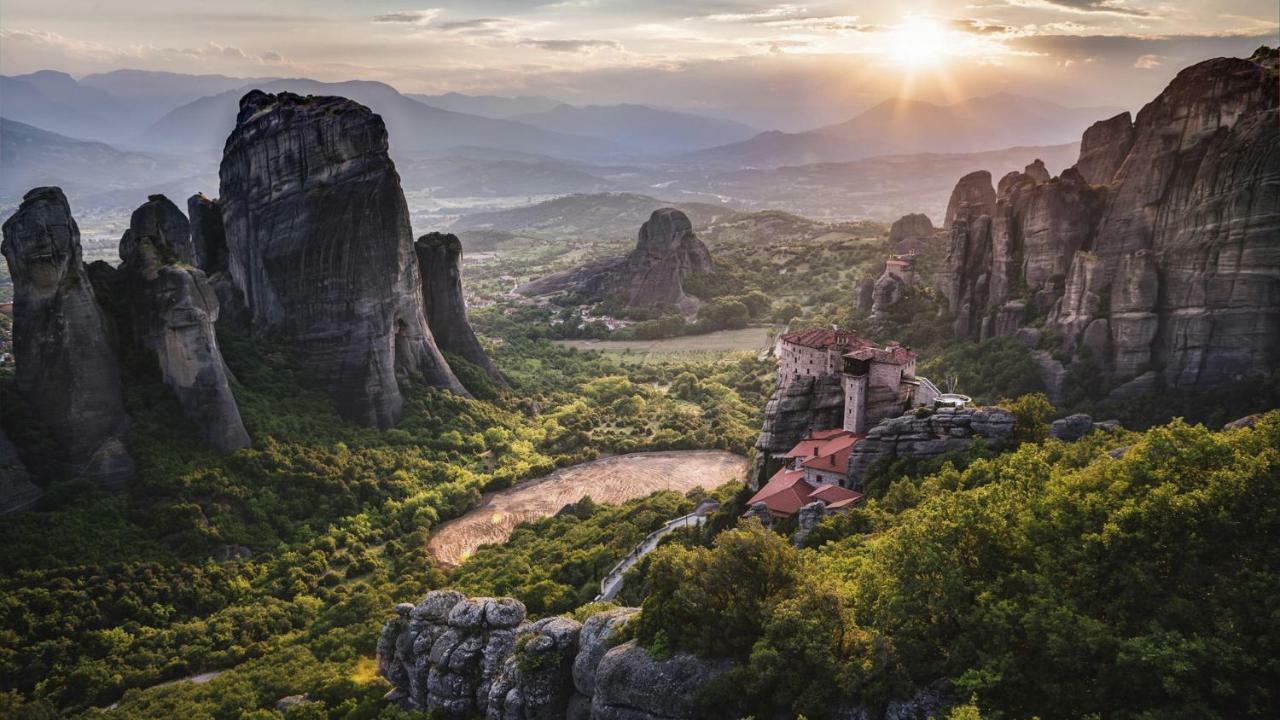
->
[{"left": 885, "top": 16, "right": 949, "bottom": 68}]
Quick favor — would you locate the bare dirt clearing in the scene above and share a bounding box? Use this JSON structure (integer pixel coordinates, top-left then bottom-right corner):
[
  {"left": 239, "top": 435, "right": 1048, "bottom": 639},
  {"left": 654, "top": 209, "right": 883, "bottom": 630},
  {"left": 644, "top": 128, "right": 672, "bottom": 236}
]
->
[{"left": 428, "top": 450, "right": 748, "bottom": 566}]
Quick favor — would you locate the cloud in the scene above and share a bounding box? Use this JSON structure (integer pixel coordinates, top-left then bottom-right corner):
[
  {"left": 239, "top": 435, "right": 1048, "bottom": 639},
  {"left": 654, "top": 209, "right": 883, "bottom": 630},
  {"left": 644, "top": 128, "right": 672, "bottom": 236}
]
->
[
  {"left": 438, "top": 18, "right": 515, "bottom": 35},
  {"left": 519, "top": 39, "right": 623, "bottom": 53},
  {"left": 695, "top": 4, "right": 870, "bottom": 31},
  {"left": 950, "top": 18, "right": 1013, "bottom": 35},
  {"left": 372, "top": 10, "right": 441, "bottom": 25},
  {"left": 1017, "top": 0, "right": 1151, "bottom": 17},
  {"left": 260, "top": 50, "right": 286, "bottom": 63},
  {"left": 1133, "top": 53, "right": 1162, "bottom": 68}
]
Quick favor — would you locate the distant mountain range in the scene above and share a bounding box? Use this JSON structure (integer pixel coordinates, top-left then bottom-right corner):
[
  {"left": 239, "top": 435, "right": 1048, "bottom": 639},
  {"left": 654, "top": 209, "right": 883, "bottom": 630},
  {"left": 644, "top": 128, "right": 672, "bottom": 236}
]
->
[
  {"left": 509, "top": 104, "right": 759, "bottom": 155},
  {"left": 691, "top": 93, "right": 1121, "bottom": 168},
  {"left": 407, "top": 92, "right": 563, "bottom": 119},
  {"left": 0, "top": 117, "right": 204, "bottom": 200}
]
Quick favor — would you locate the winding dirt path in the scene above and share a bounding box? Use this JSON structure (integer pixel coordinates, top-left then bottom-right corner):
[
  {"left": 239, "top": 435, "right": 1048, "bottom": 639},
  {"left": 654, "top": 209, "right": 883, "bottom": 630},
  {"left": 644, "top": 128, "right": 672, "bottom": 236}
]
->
[{"left": 428, "top": 450, "right": 747, "bottom": 567}]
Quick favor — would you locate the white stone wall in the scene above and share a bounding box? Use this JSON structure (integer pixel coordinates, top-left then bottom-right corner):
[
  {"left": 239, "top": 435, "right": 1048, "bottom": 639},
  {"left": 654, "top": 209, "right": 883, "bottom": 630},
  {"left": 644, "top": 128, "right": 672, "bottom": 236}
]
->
[{"left": 803, "top": 468, "right": 846, "bottom": 486}]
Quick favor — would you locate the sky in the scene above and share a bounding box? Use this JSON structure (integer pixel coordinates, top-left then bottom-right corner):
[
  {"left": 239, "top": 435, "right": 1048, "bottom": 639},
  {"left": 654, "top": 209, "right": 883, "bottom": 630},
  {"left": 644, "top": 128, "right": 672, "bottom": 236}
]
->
[{"left": 1, "top": 0, "right": 1276, "bottom": 129}]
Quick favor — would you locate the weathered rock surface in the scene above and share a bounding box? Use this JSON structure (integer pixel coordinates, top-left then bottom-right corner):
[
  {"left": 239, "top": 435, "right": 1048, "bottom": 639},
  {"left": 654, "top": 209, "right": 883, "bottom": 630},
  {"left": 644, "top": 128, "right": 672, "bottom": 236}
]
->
[
  {"left": 1049, "top": 413, "right": 1094, "bottom": 442},
  {"left": 855, "top": 275, "right": 876, "bottom": 313},
  {"left": 848, "top": 407, "right": 1015, "bottom": 487},
  {"left": 0, "top": 428, "right": 42, "bottom": 515},
  {"left": 943, "top": 170, "right": 996, "bottom": 230},
  {"left": 487, "top": 616, "right": 582, "bottom": 720},
  {"left": 118, "top": 195, "right": 249, "bottom": 453},
  {"left": 937, "top": 49, "right": 1280, "bottom": 394},
  {"left": 752, "top": 373, "right": 845, "bottom": 484},
  {"left": 1, "top": 187, "right": 134, "bottom": 489},
  {"left": 519, "top": 209, "right": 714, "bottom": 313},
  {"left": 871, "top": 270, "right": 909, "bottom": 319},
  {"left": 590, "top": 640, "right": 730, "bottom": 720},
  {"left": 219, "top": 90, "right": 465, "bottom": 427},
  {"left": 1074, "top": 112, "right": 1134, "bottom": 185},
  {"left": 416, "top": 232, "right": 504, "bottom": 386},
  {"left": 793, "top": 500, "right": 829, "bottom": 547},
  {"left": 381, "top": 591, "right": 727, "bottom": 720},
  {"left": 888, "top": 213, "right": 934, "bottom": 251},
  {"left": 187, "top": 193, "right": 229, "bottom": 274}
]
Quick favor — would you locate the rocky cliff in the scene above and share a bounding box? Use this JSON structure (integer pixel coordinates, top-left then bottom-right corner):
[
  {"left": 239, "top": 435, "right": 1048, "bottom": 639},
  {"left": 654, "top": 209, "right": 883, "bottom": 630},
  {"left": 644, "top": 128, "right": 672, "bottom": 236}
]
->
[
  {"left": 378, "top": 591, "right": 726, "bottom": 720},
  {"left": 519, "top": 208, "right": 715, "bottom": 312},
  {"left": 938, "top": 48, "right": 1280, "bottom": 395},
  {"left": 0, "top": 428, "right": 42, "bottom": 515},
  {"left": 188, "top": 192, "right": 229, "bottom": 274},
  {"left": 751, "top": 374, "right": 845, "bottom": 483},
  {"left": 847, "top": 407, "right": 1015, "bottom": 487},
  {"left": 218, "top": 90, "right": 466, "bottom": 427},
  {"left": 1, "top": 187, "right": 135, "bottom": 489},
  {"left": 415, "top": 232, "right": 504, "bottom": 386},
  {"left": 117, "top": 195, "right": 250, "bottom": 453}
]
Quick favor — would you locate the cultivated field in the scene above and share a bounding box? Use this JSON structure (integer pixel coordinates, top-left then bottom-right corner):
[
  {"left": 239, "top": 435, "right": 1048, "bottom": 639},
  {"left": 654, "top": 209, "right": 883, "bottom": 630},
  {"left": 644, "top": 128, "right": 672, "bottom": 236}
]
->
[
  {"left": 554, "top": 326, "right": 775, "bottom": 363},
  {"left": 428, "top": 450, "right": 748, "bottom": 566}
]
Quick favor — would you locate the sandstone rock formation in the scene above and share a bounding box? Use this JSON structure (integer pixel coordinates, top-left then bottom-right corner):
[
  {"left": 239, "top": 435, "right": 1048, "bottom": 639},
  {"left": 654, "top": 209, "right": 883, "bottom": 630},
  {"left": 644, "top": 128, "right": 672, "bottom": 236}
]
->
[
  {"left": 218, "top": 90, "right": 465, "bottom": 427},
  {"left": 118, "top": 195, "right": 249, "bottom": 453},
  {"left": 379, "top": 591, "right": 723, "bottom": 720},
  {"left": 187, "top": 193, "right": 229, "bottom": 274},
  {"left": 415, "top": 232, "right": 504, "bottom": 386},
  {"left": 752, "top": 374, "right": 845, "bottom": 483},
  {"left": 888, "top": 213, "right": 934, "bottom": 252},
  {"left": 519, "top": 208, "right": 714, "bottom": 313},
  {"left": 943, "top": 170, "right": 996, "bottom": 230},
  {"left": 0, "top": 428, "right": 42, "bottom": 515},
  {"left": 1, "top": 187, "right": 134, "bottom": 489},
  {"left": 847, "top": 407, "right": 1015, "bottom": 487},
  {"left": 590, "top": 640, "right": 729, "bottom": 720},
  {"left": 1074, "top": 112, "right": 1134, "bottom": 185},
  {"left": 937, "top": 49, "right": 1280, "bottom": 395}
]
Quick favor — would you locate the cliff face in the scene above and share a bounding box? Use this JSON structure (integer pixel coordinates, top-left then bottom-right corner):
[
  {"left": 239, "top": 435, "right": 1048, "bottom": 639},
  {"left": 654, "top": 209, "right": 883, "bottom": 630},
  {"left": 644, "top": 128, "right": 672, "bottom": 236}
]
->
[
  {"left": 218, "top": 90, "right": 465, "bottom": 427},
  {"left": 118, "top": 195, "right": 249, "bottom": 453},
  {"left": 187, "top": 192, "right": 229, "bottom": 274},
  {"left": 939, "top": 49, "right": 1280, "bottom": 393},
  {"left": 0, "top": 428, "right": 42, "bottom": 515},
  {"left": 378, "top": 591, "right": 727, "bottom": 720},
  {"left": 751, "top": 374, "right": 845, "bottom": 483},
  {"left": 0, "top": 187, "right": 134, "bottom": 489},
  {"left": 415, "top": 232, "right": 504, "bottom": 386},
  {"left": 519, "top": 208, "right": 715, "bottom": 312}
]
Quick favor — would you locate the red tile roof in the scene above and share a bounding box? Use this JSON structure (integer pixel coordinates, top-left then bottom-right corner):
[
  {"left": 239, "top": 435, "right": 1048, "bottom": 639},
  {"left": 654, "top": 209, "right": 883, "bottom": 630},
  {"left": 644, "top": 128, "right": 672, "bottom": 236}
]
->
[
  {"left": 745, "top": 467, "right": 866, "bottom": 519},
  {"left": 800, "top": 433, "right": 860, "bottom": 473},
  {"left": 746, "top": 468, "right": 813, "bottom": 518},
  {"left": 810, "top": 483, "right": 864, "bottom": 510},
  {"left": 780, "top": 328, "right": 872, "bottom": 351}
]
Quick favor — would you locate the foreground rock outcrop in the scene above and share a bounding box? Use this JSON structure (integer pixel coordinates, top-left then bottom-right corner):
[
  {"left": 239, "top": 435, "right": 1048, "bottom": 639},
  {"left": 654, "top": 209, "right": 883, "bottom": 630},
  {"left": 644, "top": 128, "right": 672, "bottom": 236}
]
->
[
  {"left": 0, "top": 428, "right": 42, "bottom": 515},
  {"left": 847, "top": 407, "right": 1015, "bottom": 487},
  {"left": 519, "top": 208, "right": 714, "bottom": 313},
  {"left": 1, "top": 187, "right": 134, "bottom": 488},
  {"left": 187, "top": 193, "right": 229, "bottom": 274},
  {"left": 219, "top": 90, "right": 465, "bottom": 427},
  {"left": 379, "top": 591, "right": 725, "bottom": 720},
  {"left": 937, "top": 49, "right": 1280, "bottom": 395},
  {"left": 117, "top": 195, "right": 249, "bottom": 453},
  {"left": 415, "top": 232, "right": 504, "bottom": 386}
]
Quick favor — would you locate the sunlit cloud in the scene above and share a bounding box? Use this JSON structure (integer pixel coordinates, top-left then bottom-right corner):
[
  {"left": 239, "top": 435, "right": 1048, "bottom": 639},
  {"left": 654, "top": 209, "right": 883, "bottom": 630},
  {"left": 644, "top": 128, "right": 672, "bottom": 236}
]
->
[
  {"left": 520, "top": 39, "right": 623, "bottom": 53},
  {"left": 372, "top": 10, "right": 442, "bottom": 25},
  {"left": 1133, "top": 53, "right": 1162, "bottom": 68}
]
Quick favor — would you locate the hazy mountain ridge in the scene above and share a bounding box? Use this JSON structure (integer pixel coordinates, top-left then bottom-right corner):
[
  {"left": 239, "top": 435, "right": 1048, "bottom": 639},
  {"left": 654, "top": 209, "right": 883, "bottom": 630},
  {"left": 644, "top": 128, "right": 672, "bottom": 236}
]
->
[
  {"left": 509, "top": 103, "right": 760, "bottom": 154},
  {"left": 693, "top": 93, "right": 1121, "bottom": 168}
]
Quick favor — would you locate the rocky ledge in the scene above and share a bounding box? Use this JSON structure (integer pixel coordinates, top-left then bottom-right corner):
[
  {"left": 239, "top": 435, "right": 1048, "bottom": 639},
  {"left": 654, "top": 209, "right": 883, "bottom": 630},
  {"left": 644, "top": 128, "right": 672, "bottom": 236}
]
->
[
  {"left": 378, "top": 591, "right": 727, "bottom": 720},
  {"left": 848, "top": 407, "right": 1016, "bottom": 487}
]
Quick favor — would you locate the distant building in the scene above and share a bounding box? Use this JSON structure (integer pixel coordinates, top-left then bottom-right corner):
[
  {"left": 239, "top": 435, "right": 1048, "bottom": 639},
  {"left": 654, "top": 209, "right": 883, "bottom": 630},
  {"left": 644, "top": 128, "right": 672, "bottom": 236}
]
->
[
  {"left": 776, "top": 327, "right": 940, "bottom": 434},
  {"left": 746, "top": 428, "right": 865, "bottom": 519}
]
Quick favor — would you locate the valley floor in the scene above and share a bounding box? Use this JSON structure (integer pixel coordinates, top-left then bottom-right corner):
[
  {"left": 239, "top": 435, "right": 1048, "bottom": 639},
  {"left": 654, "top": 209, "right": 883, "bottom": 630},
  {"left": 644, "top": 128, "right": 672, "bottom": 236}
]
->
[{"left": 427, "top": 449, "right": 747, "bottom": 566}]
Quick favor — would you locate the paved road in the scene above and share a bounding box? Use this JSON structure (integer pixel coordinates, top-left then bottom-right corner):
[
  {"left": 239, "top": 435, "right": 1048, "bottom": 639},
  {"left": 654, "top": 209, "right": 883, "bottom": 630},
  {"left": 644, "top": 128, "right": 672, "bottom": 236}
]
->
[{"left": 596, "top": 512, "right": 707, "bottom": 601}]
